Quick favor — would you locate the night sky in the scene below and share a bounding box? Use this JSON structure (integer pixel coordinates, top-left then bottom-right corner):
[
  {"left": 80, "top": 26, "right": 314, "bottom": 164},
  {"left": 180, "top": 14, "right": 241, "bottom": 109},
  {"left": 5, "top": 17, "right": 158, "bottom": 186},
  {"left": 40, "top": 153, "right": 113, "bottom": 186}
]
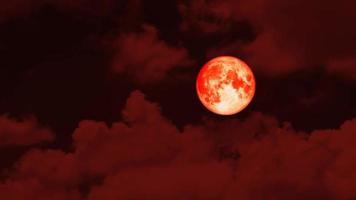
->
[{"left": 0, "top": 0, "right": 356, "bottom": 199}]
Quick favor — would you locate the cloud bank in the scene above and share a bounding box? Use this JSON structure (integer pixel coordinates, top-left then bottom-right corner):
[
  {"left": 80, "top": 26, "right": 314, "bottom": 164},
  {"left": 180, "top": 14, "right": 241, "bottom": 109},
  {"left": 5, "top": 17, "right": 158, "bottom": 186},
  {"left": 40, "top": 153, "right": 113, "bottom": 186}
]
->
[{"left": 0, "top": 90, "right": 355, "bottom": 199}]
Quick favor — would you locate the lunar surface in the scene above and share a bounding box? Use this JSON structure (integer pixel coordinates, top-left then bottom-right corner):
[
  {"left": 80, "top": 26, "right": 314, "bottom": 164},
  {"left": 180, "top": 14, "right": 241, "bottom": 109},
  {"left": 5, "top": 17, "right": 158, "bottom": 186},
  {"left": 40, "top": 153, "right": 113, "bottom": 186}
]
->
[{"left": 196, "top": 56, "right": 256, "bottom": 115}]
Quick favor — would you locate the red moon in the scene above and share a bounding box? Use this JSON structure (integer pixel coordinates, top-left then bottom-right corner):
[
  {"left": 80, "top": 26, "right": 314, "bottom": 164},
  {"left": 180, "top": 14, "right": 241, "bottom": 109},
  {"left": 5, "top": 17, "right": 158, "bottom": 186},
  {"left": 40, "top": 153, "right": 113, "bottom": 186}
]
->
[{"left": 196, "top": 56, "right": 256, "bottom": 115}]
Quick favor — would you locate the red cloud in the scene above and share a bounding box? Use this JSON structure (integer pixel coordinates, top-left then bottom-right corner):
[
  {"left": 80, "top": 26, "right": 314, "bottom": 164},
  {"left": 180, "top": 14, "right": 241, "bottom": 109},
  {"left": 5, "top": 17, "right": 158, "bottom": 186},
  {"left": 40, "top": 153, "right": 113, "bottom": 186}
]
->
[
  {"left": 14, "top": 149, "right": 79, "bottom": 187},
  {"left": 1, "top": 90, "right": 356, "bottom": 199},
  {"left": 179, "top": 0, "right": 234, "bottom": 33},
  {"left": 183, "top": 0, "right": 356, "bottom": 78},
  {"left": 112, "top": 25, "right": 193, "bottom": 84},
  {"left": 237, "top": 0, "right": 356, "bottom": 77},
  {"left": 0, "top": 115, "right": 54, "bottom": 147},
  {"left": 327, "top": 58, "right": 356, "bottom": 81},
  {"left": 88, "top": 162, "right": 232, "bottom": 200},
  {"left": 0, "top": 178, "right": 81, "bottom": 200}
]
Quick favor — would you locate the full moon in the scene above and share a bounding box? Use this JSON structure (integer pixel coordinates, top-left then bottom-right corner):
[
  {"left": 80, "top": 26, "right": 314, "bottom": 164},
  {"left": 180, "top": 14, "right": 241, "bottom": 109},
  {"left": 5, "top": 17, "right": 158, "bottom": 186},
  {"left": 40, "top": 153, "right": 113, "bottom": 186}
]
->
[{"left": 196, "top": 56, "right": 256, "bottom": 115}]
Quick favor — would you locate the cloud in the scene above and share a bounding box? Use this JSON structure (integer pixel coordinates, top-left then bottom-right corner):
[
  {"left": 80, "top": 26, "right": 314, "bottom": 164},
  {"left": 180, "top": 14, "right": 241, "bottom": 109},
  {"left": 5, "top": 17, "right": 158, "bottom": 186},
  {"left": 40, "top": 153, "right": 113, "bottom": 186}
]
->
[
  {"left": 0, "top": 115, "right": 54, "bottom": 147},
  {"left": 0, "top": 90, "right": 356, "bottom": 199},
  {"left": 237, "top": 0, "right": 356, "bottom": 76},
  {"left": 88, "top": 162, "right": 232, "bottom": 200},
  {"left": 71, "top": 90, "right": 183, "bottom": 177},
  {"left": 310, "top": 118, "right": 356, "bottom": 199},
  {"left": 182, "top": 0, "right": 356, "bottom": 78},
  {"left": 0, "top": 178, "right": 81, "bottom": 200},
  {"left": 111, "top": 25, "right": 193, "bottom": 84},
  {"left": 13, "top": 149, "right": 79, "bottom": 187},
  {"left": 327, "top": 58, "right": 356, "bottom": 81},
  {"left": 178, "top": 0, "right": 234, "bottom": 34},
  {"left": 239, "top": 30, "right": 303, "bottom": 76}
]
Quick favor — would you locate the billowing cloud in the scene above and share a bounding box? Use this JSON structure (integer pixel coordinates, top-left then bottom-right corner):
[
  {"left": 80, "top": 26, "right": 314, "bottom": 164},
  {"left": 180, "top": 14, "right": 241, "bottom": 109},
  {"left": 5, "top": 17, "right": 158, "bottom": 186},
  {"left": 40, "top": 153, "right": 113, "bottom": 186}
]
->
[
  {"left": 0, "top": 90, "right": 355, "bottom": 199},
  {"left": 0, "top": 115, "right": 54, "bottom": 147},
  {"left": 13, "top": 149, "right": 79, "bottom": 187},
  {"left": 111, "top": 25, "right": 193, "bottom": 84}
]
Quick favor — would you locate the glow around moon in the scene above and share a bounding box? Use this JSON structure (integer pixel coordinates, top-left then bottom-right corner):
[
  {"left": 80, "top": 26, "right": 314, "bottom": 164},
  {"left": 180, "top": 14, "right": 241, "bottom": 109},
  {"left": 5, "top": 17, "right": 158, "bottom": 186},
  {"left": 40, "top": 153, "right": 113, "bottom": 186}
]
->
[{"left": 196, "top": 56, "right": 256, "bottom": 115}]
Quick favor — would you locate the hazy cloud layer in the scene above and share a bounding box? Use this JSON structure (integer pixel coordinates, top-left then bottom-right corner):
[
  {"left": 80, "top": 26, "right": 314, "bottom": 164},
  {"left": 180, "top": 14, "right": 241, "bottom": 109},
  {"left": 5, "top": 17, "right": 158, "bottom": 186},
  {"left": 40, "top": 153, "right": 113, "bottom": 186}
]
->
[{"left": 181, "top": 0, "right": 356, "bottom": 78}]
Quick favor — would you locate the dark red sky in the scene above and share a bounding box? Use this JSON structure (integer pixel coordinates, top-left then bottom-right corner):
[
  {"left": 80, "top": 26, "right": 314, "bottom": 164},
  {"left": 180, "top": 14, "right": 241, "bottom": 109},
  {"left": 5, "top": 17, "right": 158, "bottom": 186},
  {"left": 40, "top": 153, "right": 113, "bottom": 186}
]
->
[{"left": 0, "top": 0, "right": 355, "bottom": 199}]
